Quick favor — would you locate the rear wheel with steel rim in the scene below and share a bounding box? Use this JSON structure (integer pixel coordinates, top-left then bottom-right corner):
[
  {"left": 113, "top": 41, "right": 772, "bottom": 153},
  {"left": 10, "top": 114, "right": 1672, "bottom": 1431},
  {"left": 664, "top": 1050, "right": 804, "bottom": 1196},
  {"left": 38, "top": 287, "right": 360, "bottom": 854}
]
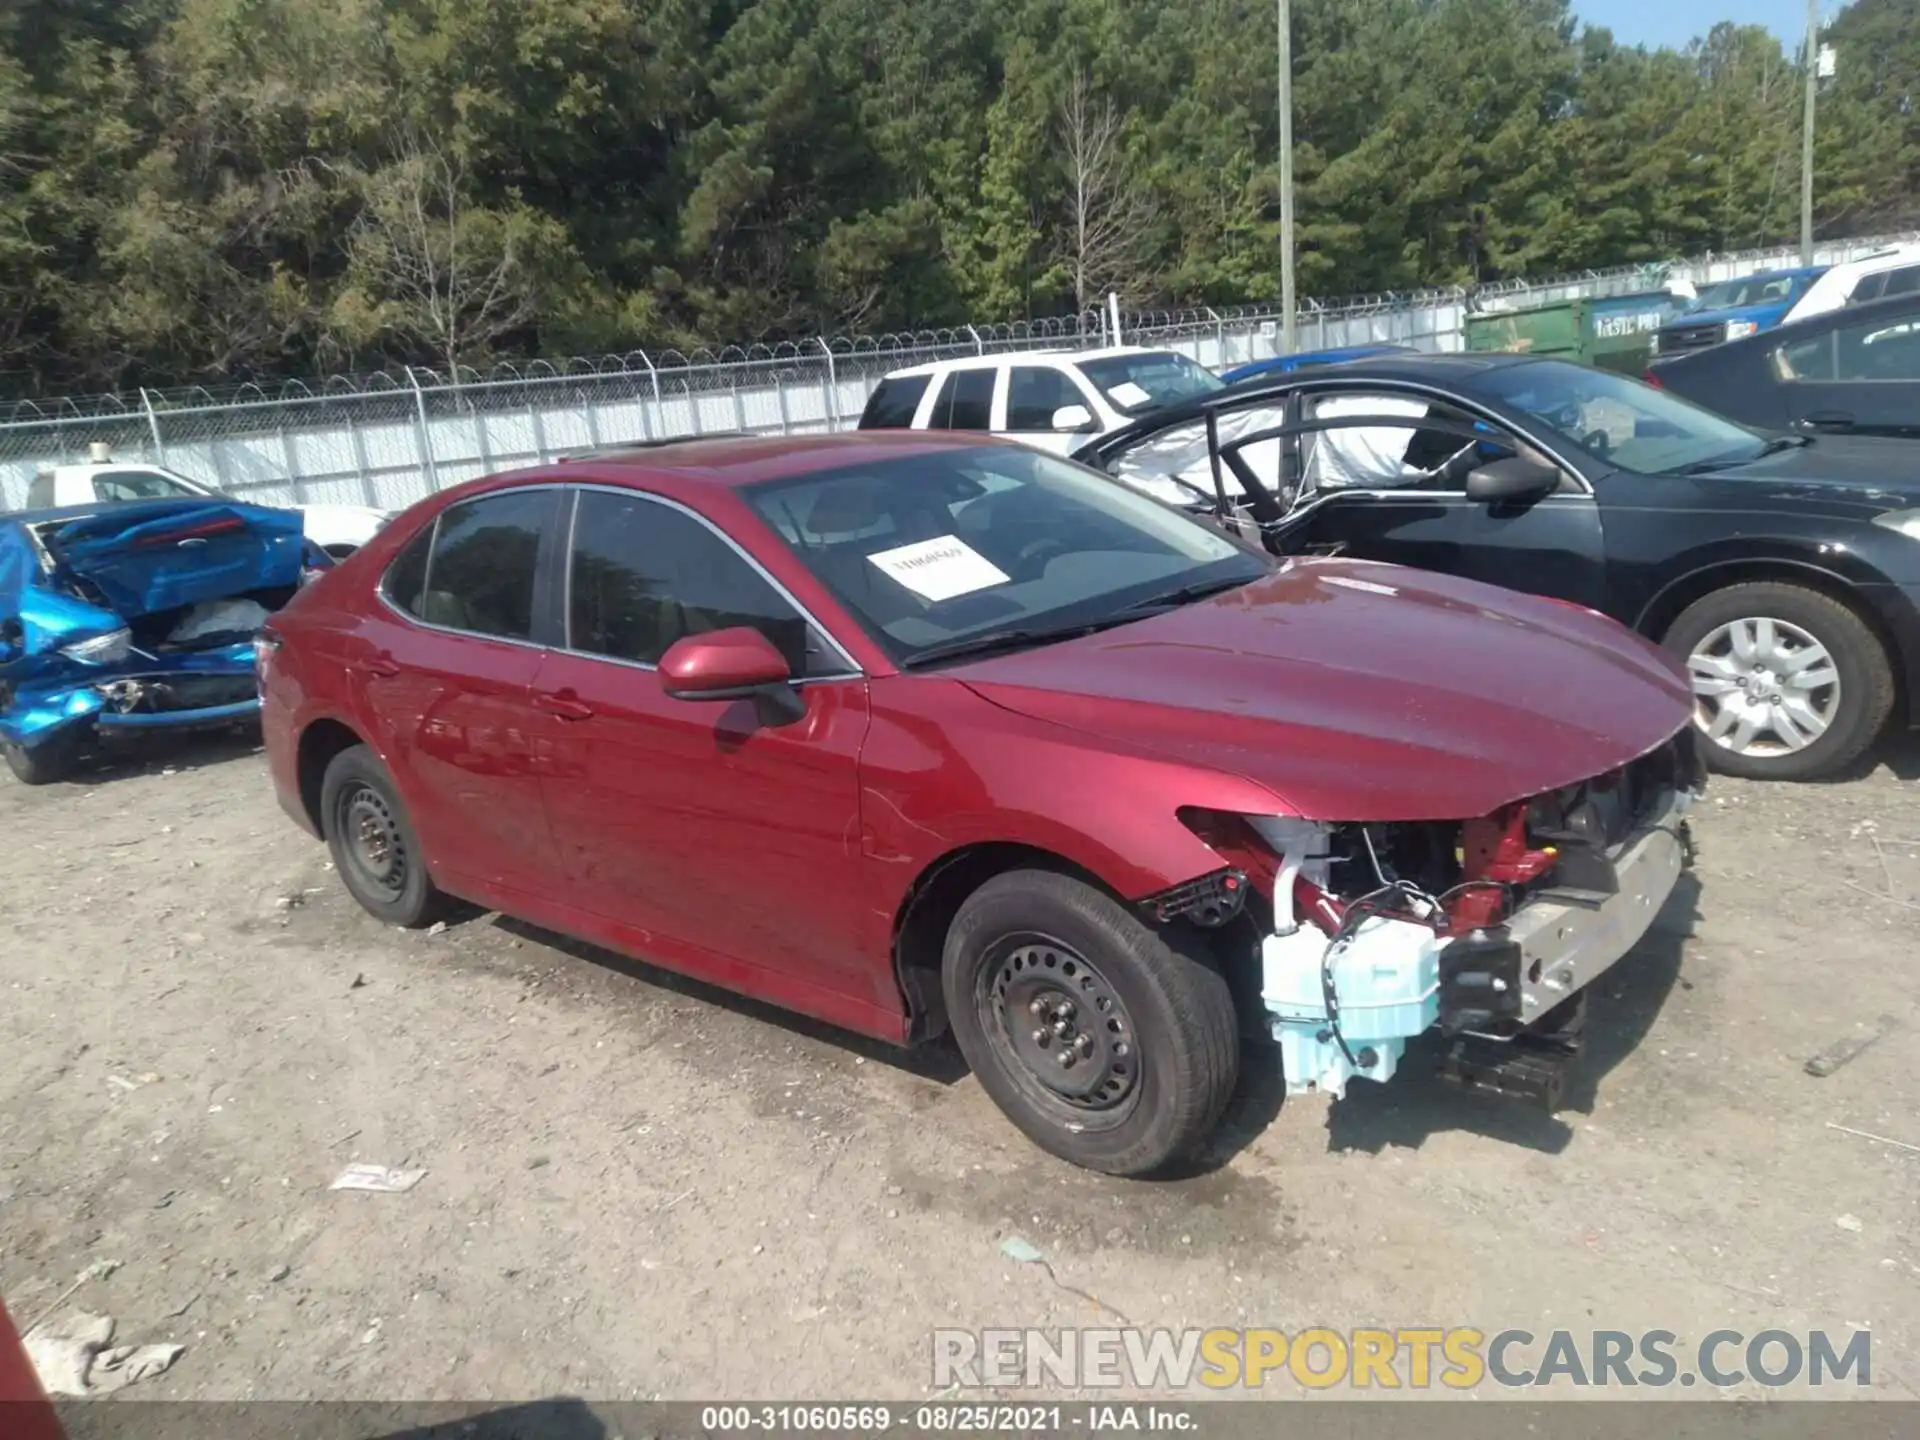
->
[
  {"left": 336, "top": 781, "right": 410, "bottom": 903},
  {"left": 1664, "top": 582, "right": 1893, "bottom": 782},
  {"left": 942, "top": 869, "right": 1238, "bottom": 1176},
  {"left": 319, "top": 743, "right": 452, "bottom": 927}
]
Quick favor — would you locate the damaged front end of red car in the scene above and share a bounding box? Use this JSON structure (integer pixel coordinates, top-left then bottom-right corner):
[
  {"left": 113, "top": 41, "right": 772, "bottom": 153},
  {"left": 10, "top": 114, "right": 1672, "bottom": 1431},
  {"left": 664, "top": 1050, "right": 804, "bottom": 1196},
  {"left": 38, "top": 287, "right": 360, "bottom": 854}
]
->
[{"left": 1153, "top": 728, "right": 1706, "bottom": 1109}]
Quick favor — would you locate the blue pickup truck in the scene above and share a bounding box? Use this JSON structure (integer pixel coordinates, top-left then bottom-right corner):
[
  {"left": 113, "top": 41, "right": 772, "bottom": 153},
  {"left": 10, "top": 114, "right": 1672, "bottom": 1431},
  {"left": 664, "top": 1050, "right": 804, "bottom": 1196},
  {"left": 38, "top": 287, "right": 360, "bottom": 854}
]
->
[{"left": 1652, "top": 266, "right": 1828, "bottom": 359}]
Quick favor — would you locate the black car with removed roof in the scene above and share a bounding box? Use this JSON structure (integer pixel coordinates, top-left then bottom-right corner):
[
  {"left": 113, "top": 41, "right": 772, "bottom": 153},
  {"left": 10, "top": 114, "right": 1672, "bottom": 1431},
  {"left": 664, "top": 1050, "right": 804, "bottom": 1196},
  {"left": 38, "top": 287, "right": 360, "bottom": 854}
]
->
[{"left": 1072, "top": 352, "right": 1920, "bottom": 782}]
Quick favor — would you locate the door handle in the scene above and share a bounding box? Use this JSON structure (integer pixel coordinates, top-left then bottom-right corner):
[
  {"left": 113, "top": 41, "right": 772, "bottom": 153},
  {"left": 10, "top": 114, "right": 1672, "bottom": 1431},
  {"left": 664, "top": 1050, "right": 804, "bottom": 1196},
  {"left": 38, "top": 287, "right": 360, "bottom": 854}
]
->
[
  {"left": 353, "top": 652, "right": 400, "bottom": 678},
  {"left": 1805, "top": 409, "right": 1856, "bottom": 428},
  {"left": 533, "top": 689, "right": 595, "bottom": 722}
]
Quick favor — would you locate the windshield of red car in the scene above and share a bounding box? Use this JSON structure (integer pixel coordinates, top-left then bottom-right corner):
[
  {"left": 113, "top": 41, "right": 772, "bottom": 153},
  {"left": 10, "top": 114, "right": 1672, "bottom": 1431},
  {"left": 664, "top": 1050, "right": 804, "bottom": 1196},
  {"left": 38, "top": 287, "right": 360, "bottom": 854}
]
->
[
  {"left": 746, "top": 446, "right": 1268, "bottom": 666},
  {"left": 1464, "top": 359, "right": 1764, "bottom": 475}
]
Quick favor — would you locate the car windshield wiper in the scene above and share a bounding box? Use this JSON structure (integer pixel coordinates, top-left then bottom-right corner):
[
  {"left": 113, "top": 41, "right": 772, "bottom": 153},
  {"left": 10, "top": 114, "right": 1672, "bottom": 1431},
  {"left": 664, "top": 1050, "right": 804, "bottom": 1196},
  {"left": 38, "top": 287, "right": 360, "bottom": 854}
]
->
[
  {"left": 1116, "top": 574, "right": 1258, "bottom": 614},
  {"left": 1679, "top": 433, "right": 1813, "bottom": 475},
  {"left": 901, "top": 576, "right": 1260, "bottom": 668},
  {"left": 901, "top": 619, "right": 1131, "bottom": 669}
]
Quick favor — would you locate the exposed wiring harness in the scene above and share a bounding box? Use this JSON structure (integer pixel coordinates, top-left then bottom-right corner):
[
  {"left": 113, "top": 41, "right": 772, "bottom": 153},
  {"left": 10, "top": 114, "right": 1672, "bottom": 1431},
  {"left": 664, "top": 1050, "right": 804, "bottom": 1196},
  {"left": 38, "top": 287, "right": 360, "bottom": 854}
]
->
[
  {"left": 1316, "top": 832, "right": 1518, "bottom": 1069},
  {"left": 1435, "top": 879, "right": 1514, "bottom": 920},
  {"left": 1358, "top": 826, "right": 1443, "bottom": 921},
  {"left": 1316, "top": 878, "right": 1439, "bottom": 1070}
]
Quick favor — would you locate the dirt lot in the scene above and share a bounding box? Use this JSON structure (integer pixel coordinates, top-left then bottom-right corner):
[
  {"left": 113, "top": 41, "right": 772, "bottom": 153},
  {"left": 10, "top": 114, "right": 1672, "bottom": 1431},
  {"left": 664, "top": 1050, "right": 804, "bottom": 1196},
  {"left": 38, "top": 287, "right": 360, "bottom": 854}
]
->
[{"left": 1, "top": 729, "right": 1917, "bottom": 1404}]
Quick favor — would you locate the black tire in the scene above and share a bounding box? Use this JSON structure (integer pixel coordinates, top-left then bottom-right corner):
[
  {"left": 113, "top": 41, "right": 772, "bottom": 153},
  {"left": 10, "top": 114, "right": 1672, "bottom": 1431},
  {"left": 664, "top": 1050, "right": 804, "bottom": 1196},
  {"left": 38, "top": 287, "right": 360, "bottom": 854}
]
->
[
  {"left": 1662, "top": 582, "right": 1894, "bottom": 782},
  {"left": 942, "top": 869, "right": 1239, "bottom": 1177},
  {"left": 3, "top": 733, "right": 80, "bottom": 785},
  {"left": 319, "top": 743, "right": 452, "bottom": 927}
]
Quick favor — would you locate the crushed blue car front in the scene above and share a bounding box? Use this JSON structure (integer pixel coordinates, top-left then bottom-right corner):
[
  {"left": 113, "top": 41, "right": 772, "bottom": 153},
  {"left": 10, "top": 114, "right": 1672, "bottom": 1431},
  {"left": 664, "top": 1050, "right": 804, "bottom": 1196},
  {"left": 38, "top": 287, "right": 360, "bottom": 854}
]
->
[{"left": 0, "top": 498, "right": 313, "bottom": 754}]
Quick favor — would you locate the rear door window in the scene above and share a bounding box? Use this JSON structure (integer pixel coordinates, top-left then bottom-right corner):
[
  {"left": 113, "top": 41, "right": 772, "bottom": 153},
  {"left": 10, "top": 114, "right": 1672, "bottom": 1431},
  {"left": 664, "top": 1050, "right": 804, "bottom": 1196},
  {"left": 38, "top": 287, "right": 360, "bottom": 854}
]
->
[
  {"left": 1883, "top": 266, "right": 1920, "bottom": 298},
  {"left": 413, "top": 489, "right": 555, "bottom": 639},
  {"left": 1835, "top": 318, "right": 1920, "bottom": 381},
  {"left": 858, "top": 375, "right": 931, "bottom": 429}
]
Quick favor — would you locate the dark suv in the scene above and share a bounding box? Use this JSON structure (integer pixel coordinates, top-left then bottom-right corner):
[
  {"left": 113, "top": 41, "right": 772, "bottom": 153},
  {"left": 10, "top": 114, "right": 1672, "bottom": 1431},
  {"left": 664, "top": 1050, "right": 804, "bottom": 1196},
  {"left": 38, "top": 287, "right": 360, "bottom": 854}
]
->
[{"left": 1649, "top": 292, "right": 1920, "bottom": 439}]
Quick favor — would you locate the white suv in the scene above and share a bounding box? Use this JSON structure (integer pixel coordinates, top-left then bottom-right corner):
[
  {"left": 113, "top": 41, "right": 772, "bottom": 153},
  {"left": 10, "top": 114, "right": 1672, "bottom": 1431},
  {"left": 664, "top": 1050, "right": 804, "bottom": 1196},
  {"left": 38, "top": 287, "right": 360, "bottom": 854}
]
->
[
  {"left": 856, "top": 346, "right": 1226, "bottom": 457},
  {"left": 1781, "top": 245, "right": 1920, "bottom": 324}
]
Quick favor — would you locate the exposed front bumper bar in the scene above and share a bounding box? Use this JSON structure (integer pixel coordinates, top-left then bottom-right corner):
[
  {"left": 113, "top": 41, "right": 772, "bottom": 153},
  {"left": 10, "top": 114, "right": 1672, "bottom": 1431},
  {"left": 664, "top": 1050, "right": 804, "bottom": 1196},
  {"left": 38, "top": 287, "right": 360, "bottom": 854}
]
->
[
  {"left": 1504, "top": 785, "right": 1692, "bottom": 1022},
  {"left": 1, "top": 642, "right": 259, "bottom": 749},
  {"left": 94, "top": 697, "right": 260, "bottom": 731}
]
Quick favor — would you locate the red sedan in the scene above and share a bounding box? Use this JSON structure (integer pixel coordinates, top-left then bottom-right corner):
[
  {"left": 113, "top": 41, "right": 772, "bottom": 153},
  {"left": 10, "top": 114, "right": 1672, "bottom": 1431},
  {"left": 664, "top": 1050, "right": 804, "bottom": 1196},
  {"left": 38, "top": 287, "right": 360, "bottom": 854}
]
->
[{"left": 260, "top": 432, "right": 1700, "bottom": 1174}]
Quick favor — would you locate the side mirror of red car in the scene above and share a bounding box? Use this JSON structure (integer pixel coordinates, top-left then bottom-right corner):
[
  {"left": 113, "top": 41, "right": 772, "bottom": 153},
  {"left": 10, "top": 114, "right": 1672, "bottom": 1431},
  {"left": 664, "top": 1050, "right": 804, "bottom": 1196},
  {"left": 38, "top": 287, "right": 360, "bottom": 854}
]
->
[{"left": 659, "top": 626, "right": 804, "bottom": 725}]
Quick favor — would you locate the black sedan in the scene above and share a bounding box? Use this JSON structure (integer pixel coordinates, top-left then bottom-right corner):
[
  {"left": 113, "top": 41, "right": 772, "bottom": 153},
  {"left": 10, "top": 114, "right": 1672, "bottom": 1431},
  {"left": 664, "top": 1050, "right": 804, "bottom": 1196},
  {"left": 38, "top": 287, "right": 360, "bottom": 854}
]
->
[
  {"left": 1648, "top": 291, "right": 1920, "bottom": 439},
  {"left": 1072, "top": 353, "right": 1920, "bottom": 781}
]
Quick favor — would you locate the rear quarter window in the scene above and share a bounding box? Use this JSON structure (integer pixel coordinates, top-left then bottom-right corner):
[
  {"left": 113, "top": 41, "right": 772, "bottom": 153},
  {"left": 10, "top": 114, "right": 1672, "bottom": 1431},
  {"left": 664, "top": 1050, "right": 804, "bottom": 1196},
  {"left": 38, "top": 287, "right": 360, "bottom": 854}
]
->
[
  {"left": 382, "top": 521, "right": 435, "bottom": 617},
  {"left": 859, "top": 375, "right": 931, "bottom": 429},
  {"left": 27, "top": 473, "right": 55, "bottom": 508}
]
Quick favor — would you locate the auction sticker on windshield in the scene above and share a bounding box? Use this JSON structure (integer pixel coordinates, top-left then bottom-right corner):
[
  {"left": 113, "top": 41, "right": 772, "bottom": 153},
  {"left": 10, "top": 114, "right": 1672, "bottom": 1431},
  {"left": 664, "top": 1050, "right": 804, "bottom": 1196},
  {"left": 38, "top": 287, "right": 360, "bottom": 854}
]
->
[{"left": 867, "top": 535, "right": 1011, "bottom": 602}]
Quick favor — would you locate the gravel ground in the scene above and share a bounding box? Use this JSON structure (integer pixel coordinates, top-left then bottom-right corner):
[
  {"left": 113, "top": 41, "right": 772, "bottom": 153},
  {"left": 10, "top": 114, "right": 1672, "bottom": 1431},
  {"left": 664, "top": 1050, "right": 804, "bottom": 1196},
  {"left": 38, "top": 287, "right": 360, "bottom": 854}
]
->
[{"left": 1, "top": 729, "right": 1917, "bottom": 1403}]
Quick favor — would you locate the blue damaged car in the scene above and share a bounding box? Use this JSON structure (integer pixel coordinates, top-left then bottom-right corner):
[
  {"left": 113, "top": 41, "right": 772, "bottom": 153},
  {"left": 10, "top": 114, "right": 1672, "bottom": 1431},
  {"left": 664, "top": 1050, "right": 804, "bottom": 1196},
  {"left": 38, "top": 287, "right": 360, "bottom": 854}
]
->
[{"left": 0, "top": 496, "right": 324, "bottom": 784}]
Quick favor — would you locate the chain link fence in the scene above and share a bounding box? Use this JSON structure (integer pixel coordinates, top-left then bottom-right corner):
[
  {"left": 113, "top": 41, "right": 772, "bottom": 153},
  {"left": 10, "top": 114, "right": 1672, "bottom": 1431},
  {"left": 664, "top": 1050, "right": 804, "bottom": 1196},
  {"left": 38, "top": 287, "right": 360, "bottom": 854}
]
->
[{"left": 2, "top": 233, "right": 1911, "bottom": 512}]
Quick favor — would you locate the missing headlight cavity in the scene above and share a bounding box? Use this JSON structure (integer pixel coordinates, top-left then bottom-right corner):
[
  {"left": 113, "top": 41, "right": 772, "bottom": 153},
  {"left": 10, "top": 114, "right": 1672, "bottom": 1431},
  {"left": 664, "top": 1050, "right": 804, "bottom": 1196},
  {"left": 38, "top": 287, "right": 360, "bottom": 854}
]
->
[{"left": 1141, "top": 868, "right": 1248, "bottom": 927}]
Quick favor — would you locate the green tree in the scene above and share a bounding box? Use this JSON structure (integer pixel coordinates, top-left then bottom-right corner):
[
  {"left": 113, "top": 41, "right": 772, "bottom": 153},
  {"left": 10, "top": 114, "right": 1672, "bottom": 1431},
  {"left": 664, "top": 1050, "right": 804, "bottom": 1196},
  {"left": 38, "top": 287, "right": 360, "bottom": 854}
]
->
[{"left": 1, "top": 0, "right": 1918, "bottom": 396}]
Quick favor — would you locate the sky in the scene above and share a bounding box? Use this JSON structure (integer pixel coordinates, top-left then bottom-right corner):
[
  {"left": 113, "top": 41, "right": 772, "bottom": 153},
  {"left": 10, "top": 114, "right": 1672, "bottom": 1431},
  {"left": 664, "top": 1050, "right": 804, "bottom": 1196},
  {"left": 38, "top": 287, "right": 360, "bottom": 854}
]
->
[{"left": 1576, "top": 0, "right": 1839, "bottom": 53}]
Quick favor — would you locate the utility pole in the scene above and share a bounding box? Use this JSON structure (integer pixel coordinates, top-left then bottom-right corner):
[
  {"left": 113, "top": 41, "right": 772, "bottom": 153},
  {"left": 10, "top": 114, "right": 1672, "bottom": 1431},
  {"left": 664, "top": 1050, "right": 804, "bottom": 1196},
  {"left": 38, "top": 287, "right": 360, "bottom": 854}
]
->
[
  {"left": 1801, "top": 0, "right": 1818, "bottom": 266},
  {"left": 1278, "top": 0, "right": 1296, "bottom": 353}
]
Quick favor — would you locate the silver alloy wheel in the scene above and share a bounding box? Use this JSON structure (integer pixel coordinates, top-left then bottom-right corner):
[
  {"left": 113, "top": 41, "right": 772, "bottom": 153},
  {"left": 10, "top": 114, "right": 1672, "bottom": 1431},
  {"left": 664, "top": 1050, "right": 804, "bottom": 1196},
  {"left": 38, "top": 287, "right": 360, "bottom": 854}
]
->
[{"left": 1687, "top": 616, "right": 1841, "bottom": 757}]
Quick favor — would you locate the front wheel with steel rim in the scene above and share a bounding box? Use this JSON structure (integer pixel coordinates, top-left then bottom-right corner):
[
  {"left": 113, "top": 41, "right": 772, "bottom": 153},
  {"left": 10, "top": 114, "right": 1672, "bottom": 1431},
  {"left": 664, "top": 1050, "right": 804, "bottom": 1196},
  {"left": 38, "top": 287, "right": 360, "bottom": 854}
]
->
[
  {"left": 1663, "top": 582, "right": 1893, "bottom": 782},
  {"left": 319, "top": 743, "right": 453, "bottom": 927},
  {"left": 942, "top": 869, "right": 1239, "bottom": 1176},
  {"left": 988, "top": 938, "right": 1141, "bottom": 1113}
]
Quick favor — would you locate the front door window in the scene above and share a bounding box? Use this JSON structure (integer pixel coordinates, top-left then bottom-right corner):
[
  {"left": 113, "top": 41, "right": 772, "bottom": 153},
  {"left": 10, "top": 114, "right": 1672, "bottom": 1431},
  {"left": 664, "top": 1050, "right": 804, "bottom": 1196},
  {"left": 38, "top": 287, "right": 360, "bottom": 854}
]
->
[{"left": 565, "top": 489, "right": 840, "bottom": 676}]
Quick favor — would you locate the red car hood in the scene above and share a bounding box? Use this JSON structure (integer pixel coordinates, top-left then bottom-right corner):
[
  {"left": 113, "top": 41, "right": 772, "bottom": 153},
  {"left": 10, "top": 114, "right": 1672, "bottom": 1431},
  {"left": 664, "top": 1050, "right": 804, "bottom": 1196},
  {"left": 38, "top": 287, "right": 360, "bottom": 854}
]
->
[{"left": 954, "top": 559, "right": 1692, "bottom": 821}]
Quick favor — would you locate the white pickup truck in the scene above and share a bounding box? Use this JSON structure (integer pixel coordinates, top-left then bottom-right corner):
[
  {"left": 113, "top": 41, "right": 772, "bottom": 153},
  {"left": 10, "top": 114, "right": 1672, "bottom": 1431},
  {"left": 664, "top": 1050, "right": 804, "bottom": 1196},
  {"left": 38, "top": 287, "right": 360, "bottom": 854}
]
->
[{"left": 27, "top": 450, "right": 391, "bottom": 557}]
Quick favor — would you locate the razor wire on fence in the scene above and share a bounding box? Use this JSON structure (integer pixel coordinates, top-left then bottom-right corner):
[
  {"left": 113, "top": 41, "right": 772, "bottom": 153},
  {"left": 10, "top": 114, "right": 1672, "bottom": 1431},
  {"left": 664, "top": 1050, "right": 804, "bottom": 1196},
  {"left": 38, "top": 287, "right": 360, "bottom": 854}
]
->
[{"left": 1, "top": 232, "right": 1911, "bottom": 512}]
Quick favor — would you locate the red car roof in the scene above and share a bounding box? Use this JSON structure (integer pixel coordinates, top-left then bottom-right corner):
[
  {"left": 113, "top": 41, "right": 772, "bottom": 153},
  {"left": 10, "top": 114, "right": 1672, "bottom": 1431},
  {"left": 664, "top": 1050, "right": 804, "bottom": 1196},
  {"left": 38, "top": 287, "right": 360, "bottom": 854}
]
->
[{"left": 556, "top": 430, "right": 1015, "bottom": 490}]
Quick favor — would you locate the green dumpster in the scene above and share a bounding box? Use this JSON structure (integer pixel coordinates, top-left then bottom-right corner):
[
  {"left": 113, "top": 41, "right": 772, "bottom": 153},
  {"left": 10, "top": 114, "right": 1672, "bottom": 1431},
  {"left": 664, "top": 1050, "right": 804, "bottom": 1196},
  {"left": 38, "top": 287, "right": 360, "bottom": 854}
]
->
[{"left": 1465, "top": 289, "right": 1684, "bottom": 375}]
